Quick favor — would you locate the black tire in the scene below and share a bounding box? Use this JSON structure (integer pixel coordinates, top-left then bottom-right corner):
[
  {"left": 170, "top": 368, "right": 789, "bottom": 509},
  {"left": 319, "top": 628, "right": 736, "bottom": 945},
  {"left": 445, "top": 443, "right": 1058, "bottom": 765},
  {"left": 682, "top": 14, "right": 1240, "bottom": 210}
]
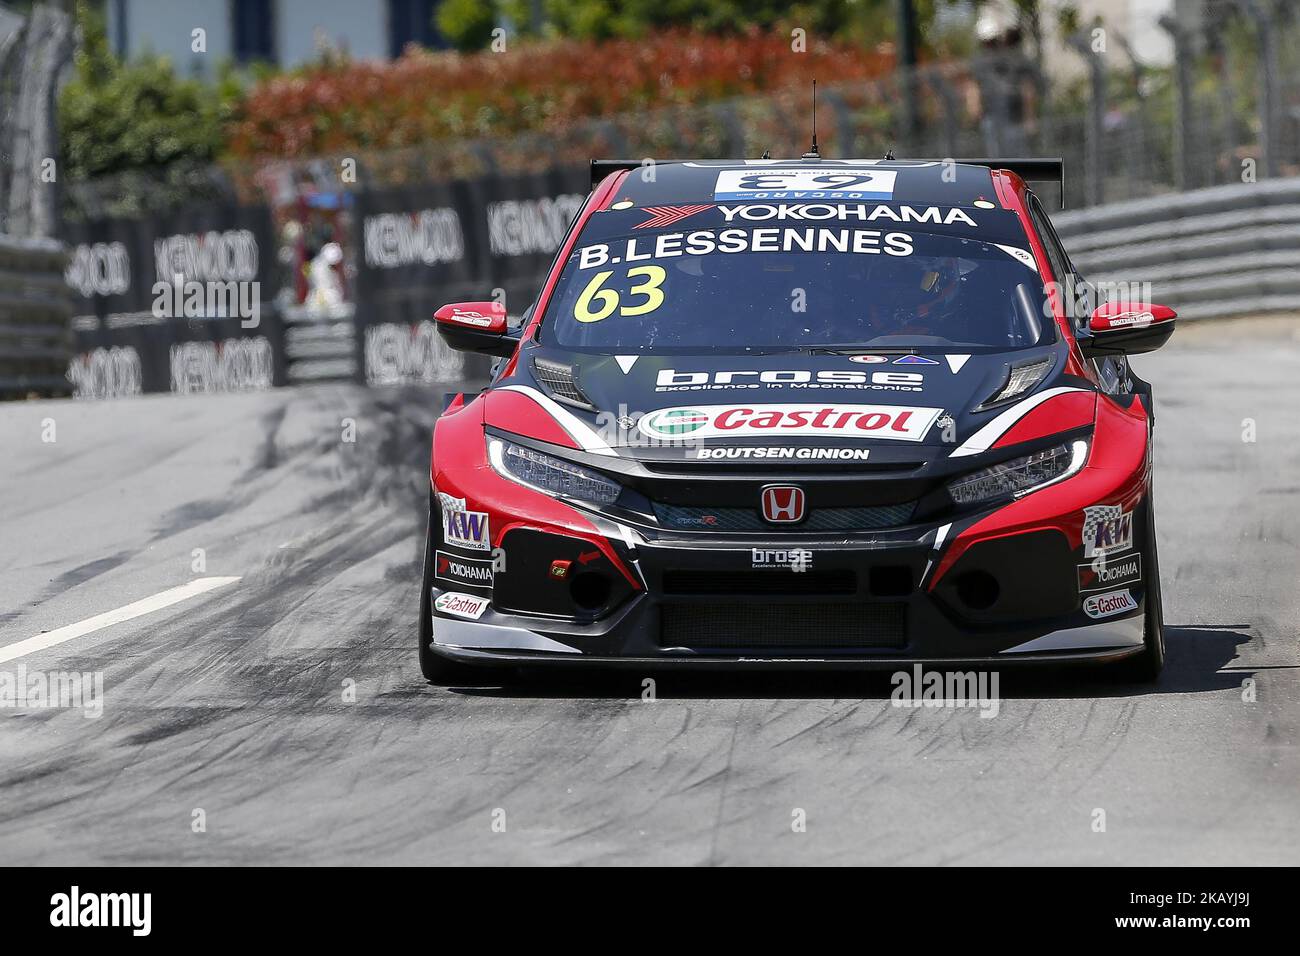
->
[
  {"left": 418, "top": 497, "right": 487, "bottom": 686},
  {"left": 1108, "top": 495, "right": 1165, "bottom": 682}
]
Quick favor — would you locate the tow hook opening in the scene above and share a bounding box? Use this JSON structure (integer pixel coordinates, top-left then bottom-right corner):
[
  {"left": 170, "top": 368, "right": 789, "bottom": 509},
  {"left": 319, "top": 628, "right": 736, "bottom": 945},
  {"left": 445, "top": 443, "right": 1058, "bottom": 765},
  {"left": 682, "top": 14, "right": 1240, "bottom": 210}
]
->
[
  {"left": 570, "top": 571, "right": 612, "bottom": 613},
  {"left": 955, "top": 570, "right": 1000, "bottom": 611}
]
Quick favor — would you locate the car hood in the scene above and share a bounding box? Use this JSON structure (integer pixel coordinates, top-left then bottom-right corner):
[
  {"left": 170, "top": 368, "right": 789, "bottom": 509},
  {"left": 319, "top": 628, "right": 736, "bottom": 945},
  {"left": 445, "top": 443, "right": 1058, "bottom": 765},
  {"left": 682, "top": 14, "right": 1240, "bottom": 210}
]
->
[{"left": 488, "top": 342, "right": 1091, "bottom": 462}]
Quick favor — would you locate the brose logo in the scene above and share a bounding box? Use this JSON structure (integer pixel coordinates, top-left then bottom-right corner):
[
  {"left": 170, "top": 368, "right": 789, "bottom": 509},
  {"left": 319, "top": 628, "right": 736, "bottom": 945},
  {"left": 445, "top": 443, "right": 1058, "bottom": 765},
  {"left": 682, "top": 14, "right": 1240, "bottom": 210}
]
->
[
  {"left": 752, "top": 547, "right": 813, "bottom": 569},
  {"left": 50, "top": 886, "right": 151, "bottom": 936},
  {"left": 638, "top": 403, "right": 943, "bottom": 442},
  {"left": 656, "top": 368, "right": 923, "bottom": 392}
]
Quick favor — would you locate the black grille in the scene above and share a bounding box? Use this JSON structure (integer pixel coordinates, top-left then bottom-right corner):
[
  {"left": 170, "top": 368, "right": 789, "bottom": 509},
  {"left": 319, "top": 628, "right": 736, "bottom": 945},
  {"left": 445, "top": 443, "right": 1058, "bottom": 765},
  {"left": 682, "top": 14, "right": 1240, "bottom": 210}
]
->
[
  {"left": 662, "top": 569, "right": 856, "bottom": 596},
  {"left": 642, "top": 460, "right": 921, "bottom": 475},
  {"left": 654, "top": 501, "right": 915, "bottom": 532},
  {"left": 659, "top": 602, "right": 907, "bottom": 651}
]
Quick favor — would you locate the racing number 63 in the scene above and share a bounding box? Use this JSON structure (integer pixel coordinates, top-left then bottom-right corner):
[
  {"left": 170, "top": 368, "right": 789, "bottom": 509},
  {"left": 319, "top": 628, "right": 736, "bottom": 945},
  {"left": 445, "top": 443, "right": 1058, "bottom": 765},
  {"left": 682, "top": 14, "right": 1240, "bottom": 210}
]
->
[{"left": 574, "top": 265, "right": 666, "bottom": 322}]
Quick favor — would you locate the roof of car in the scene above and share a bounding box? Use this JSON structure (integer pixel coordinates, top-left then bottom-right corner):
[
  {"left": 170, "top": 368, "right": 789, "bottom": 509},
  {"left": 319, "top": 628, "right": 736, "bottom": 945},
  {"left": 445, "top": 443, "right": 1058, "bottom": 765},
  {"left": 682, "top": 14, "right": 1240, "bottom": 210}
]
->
[
  {"left": 599, "top": 159, "right": 1002, "bottom": 208},
  {"left": 594, "top": 157, "right": 1065, "bottom": 208}
]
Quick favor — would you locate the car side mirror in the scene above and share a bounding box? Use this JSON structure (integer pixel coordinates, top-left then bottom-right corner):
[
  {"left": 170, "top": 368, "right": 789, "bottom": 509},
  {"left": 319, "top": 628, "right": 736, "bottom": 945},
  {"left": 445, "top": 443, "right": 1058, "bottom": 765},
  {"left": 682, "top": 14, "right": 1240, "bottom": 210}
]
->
[
  {"left": 434, "top": 301, "right": 519, "bottom": 358},
  {"left": 1083, "top": 301, "right": 1176, "bottom": 357}
]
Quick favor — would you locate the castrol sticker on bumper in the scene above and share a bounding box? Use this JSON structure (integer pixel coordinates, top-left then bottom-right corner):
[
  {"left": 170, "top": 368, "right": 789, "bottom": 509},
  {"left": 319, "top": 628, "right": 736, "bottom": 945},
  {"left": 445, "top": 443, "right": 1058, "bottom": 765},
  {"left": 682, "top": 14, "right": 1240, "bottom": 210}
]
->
[{"left": 637, "top": 404, "right": 944, "bottom": 443}]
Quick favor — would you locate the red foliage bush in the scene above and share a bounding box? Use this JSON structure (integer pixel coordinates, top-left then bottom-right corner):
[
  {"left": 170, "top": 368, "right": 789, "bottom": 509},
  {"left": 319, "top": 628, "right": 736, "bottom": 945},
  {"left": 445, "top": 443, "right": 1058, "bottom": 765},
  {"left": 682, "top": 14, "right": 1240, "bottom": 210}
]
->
[{"left": 227, "top": 30, "right": 892, "bottom": 161}]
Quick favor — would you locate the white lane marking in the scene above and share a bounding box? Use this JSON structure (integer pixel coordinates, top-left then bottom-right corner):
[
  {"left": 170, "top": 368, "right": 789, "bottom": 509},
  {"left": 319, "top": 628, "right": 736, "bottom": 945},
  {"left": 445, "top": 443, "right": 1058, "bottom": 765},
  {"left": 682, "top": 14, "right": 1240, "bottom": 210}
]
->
[{"left": 0, "top": 576, "right": 240, "bottom": 665}]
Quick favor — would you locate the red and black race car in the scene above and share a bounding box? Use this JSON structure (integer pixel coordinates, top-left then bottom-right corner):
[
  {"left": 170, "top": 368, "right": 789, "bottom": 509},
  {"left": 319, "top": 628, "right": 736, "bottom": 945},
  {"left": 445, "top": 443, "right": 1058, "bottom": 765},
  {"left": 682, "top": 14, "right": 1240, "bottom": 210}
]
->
[{"left": 420, "top": 158, "right": 1176, "bottom": 683}]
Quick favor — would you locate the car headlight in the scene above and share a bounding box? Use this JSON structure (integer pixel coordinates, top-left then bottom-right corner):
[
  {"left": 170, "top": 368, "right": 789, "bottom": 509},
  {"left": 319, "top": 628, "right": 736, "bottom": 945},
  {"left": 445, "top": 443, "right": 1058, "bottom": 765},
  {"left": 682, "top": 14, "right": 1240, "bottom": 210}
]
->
[
  {"left": 947, "top": 440, "right": 1088, "bottom": 506},
  {"left": 487, "top": 437, "right": 621, "bottom": 505}
]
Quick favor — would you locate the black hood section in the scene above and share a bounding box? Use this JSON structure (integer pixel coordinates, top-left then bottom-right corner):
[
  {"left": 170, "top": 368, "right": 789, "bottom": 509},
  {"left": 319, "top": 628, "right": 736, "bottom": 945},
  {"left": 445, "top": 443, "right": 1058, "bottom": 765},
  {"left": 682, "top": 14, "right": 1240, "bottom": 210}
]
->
[{"left": 506, "top": 338, "right": 1086, "bottom": 463}]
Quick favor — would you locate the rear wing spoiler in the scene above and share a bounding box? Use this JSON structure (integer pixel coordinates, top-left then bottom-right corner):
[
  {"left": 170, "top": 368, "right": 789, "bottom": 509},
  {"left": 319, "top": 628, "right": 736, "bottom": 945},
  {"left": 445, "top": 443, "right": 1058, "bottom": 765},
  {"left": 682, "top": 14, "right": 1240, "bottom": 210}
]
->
[
  {"left": 939, "top": 158, "right": 1065, "bottom": 207},
  {"left": 590, "top": 157, "right": 1065, "bottom": 207},
  {"left": 590, "top": 159, "right": 681, "bottom": 188}
]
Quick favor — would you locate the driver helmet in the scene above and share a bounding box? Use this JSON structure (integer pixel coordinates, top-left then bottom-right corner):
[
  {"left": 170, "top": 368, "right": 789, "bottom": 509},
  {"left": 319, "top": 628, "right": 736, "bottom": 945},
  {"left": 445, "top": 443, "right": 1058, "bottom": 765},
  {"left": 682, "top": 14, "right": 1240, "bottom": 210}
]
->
[{"left": 869, "top": 256, "right": 963, "bottom": 332}]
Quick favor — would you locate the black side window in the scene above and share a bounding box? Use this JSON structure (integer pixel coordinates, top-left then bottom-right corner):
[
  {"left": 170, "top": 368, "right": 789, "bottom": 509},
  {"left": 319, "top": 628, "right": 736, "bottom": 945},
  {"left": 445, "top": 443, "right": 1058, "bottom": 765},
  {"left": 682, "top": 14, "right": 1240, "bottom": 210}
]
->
[
  {"left": 1028, "top": 192, "right": 1091, "bottom": 329},
  {"left": 1027, "top": 193, "right": 1072, "bottom": 284}
]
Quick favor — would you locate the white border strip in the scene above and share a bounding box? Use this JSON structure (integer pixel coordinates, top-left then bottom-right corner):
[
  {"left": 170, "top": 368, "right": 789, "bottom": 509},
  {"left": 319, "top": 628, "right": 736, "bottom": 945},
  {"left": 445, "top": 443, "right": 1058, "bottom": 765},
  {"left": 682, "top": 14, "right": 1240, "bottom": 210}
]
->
[
  {"left": 0, "top": 577, "right": 241, "bottom": 665},
  {"left": 499, "top": 384, "right": 616, "bottom": 456},
  {"left": 433, "top": 617, "right": 581, "bottom": 654},
  {"left": 950, "top": 386, "right": 1088, "bottom": 458},
  {"left": 1000, "top": 615, "right": 1144, "bottom": 654}
]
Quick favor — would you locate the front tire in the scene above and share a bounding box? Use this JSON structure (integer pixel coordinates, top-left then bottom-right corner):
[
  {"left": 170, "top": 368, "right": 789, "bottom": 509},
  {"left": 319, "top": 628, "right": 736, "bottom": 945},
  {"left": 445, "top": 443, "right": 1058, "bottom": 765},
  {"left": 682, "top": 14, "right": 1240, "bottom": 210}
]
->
[
  {"left": 418, "top": 496, "right": 487, "bottom": 686},
  {"left": 1109, "top": 496, "right": 1165, "bottom": 682}
]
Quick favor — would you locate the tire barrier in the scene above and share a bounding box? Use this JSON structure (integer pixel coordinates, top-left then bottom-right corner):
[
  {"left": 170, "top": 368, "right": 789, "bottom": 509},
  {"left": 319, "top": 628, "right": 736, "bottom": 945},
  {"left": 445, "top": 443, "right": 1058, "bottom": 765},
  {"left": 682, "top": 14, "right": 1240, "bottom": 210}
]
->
[{"left": 1054, "top": 177, "right": 1300, "bottom": 321}]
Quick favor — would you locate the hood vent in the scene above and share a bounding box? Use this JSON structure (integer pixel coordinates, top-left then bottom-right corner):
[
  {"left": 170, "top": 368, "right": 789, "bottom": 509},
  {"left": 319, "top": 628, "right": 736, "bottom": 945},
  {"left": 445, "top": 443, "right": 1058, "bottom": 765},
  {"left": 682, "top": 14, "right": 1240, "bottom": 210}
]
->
[
  {"left": 532, "top": 357, "right": 594, "bottom": 409},
  {"left": 980, "top": 356, "right": 1054, "bottom": 409}
]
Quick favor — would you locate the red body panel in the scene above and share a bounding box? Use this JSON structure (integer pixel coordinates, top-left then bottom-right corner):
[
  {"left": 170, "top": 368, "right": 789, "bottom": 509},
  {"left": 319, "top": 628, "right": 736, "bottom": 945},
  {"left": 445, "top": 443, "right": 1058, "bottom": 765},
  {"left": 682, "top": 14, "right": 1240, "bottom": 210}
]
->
[
  {"left": 482, "top": 390, "right": 581, "bottom": 449},
  {"left": 929, "top": 392, "right": 1150, "bottom": 589},
  {"left": 993, "top": 390, "right": 1097, "bottom": 449},
  {"left": 432, "top": 392, "right": 639, "bottom": 589}
]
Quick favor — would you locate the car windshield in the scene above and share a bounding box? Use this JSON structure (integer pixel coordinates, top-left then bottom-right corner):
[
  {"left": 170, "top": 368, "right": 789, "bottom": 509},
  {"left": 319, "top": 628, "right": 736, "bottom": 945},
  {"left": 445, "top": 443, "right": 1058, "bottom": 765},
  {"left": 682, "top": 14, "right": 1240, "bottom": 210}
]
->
[{"left": 542, "top": 205, "right": 1050, "bottom": 353}]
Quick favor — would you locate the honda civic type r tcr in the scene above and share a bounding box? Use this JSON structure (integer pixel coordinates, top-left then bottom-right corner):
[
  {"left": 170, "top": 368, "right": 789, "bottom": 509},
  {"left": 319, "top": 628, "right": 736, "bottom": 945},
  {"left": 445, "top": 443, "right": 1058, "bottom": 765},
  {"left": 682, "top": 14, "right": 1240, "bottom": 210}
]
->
[{"left": 419, "top": 158, "right": 1176, "bottom": 684}]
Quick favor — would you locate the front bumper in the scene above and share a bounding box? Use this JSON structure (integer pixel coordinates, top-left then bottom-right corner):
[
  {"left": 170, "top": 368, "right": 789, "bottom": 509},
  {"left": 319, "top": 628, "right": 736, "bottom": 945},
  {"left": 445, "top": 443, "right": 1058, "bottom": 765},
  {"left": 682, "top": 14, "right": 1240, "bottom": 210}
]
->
[{"left": 429, "top": 521, "right": 1149, "bottom": 667}]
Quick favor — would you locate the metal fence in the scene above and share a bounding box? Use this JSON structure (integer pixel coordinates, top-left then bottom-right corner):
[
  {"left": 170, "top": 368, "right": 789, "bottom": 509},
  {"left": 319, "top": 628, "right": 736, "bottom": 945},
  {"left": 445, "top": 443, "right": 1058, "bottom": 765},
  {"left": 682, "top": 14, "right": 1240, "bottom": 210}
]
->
[{"left": 1056, "top": 175, "right": 1300, "bottom": 320}]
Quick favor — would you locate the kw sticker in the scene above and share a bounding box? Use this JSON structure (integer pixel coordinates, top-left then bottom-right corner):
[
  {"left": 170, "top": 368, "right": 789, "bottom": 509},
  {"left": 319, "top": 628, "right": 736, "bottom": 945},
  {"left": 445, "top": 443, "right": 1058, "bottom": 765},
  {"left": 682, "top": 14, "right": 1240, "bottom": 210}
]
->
[
  {"left": 1082, "top": 504, "right": 1134, "bottom": 558},
  {"left": 441, "top": 497, "right": 491, "bottom": 552}
]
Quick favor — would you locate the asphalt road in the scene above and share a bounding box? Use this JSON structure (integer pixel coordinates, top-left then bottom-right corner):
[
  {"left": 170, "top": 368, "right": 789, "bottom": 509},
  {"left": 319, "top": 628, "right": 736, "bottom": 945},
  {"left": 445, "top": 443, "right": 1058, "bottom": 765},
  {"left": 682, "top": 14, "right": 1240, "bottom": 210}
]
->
[{"left": 1, "top": 317, "right": 1297, "bottom": 865}]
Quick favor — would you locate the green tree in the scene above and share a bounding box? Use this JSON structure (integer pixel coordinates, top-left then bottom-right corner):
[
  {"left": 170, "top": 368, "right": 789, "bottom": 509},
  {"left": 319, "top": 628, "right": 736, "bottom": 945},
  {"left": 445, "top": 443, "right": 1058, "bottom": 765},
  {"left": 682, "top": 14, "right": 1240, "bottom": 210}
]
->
[
  {"left": 500, "top": 0, "right": 869, "bottom": 41},
  {"left": 58, "top": 1, "right": 240, "bottom": 181},
  {"left": 437, "top": 0, "right": 500, "bottom": 52}
]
